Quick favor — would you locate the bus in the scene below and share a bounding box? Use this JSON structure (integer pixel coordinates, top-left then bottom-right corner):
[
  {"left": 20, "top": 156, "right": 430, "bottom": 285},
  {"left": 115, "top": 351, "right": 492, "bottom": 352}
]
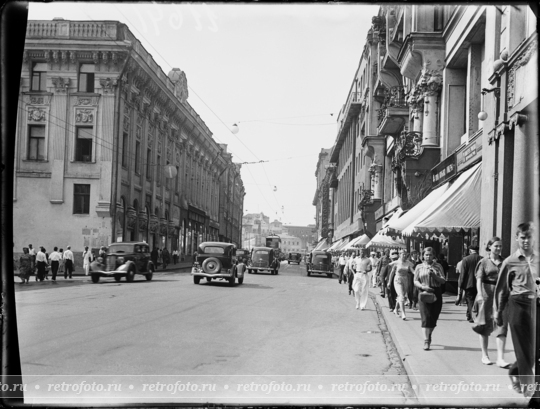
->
[{"left": 265, "top": 234, "right": 282, "bottom": 259}]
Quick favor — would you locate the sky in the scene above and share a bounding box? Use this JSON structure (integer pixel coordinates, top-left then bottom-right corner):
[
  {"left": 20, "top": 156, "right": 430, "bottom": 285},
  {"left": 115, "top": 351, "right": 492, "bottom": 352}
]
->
[{"left": 27, "top": 2, "right": 380, "bottom": 226}]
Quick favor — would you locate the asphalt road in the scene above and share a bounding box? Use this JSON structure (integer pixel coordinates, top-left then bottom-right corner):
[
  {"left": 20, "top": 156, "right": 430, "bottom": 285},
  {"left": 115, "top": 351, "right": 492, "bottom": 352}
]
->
[{"left": 14, "top": 262, "right": 415, "bottom": 405}]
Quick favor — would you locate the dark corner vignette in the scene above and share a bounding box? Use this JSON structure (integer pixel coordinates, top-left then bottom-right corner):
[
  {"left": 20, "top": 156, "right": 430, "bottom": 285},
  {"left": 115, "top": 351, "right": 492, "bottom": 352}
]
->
[{"left": 1, "top": 0, "right": 27, "bottom": 407}]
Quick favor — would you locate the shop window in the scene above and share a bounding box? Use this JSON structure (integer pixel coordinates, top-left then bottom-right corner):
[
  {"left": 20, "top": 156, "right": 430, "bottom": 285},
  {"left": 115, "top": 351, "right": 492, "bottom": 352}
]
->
[
  {"left": 28, "top": 125, "right": 46, "bottom": 160},
  {"left": 75, "top": 126, "right": 93, "bottom": 162},
  {"left": 31, "top": 62, "right": 47, "bottom": 91},
  {"left": 78, "top": 64, "right": 95, "bottom": 92},
  {"left": 73, "top": 184, "right": 90, "bottom": 214}
]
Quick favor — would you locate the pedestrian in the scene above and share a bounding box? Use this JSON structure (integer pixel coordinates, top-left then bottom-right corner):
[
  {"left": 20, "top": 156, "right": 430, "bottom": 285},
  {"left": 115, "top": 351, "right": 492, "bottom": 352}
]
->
[
  {"left": 172, "top": 249, "right": 179, "bottom": 265},
  {"left": 413, "top": 247, "right": 446, "bottom": 350},
  {"left": 158, "top": 248, "right": 163, "bottom": 267},
  {"left": 377, "top": 249, "right": 392, "bottom": 298},
  {"left": 369, "top": 251, "right": 379, "bottom": 288},
  {"left": 437, "top": 253, "right": 449, "bottom": 294},
  {"left": 460, "top": 245, "right": 483, "bottom": 322},
  {"left": 43, "top": 248, "right": 50, "bottom": 280},
  {"left": 18, "top": 247, "right": 33, "bottom": 284},
  {"left": 383, "top": 250, "right": 400, "bottom": 311},
  {"left": 58, "top": 248, "right": 65, "bottom": 278},
  {"left": 35, "top": 246, "right": 47, "bottom": 281},
  {"left": 338, "top": 252, "right": 347, "bottom": 284},
  {"left": 352, "top": 248, "right": 372, "bottom": 310},
  {"left": 48, "top": 246, "right": 62, "bottom": 281},
  {"left": 28, "top": 244, "right": 37, "bottom": 280},
  {"left": 473, "top": 236, "right": 510, "bottom": 367},
  {"left": 99, "top": 246, "right": 107, "bottom": 259},
  {"left": 82, "top": 246, "right": 92, "bottom": 276},
  {"left": 346, "top": 252, "right": 357, "bottom": 295},
  {"left": 495, "top": 222, "right": 539, "bottom": 397},
  {"left": 162, "top": 248, "right": 170, "bottom": 269},
  {"left": 151, "top": 247, "right": 158, "bottom": 267},
  {"left": 408, "top": 249, "right": 422, "bottom": 310},
  {"left": 63, "top": 245, "right": 74, "bottom": 279},
  {"left": 388, "top": 249, "right": 416, "bottom": 320},
  {"left": 455, "top": 259, "right": 465, "bottom": 305}
]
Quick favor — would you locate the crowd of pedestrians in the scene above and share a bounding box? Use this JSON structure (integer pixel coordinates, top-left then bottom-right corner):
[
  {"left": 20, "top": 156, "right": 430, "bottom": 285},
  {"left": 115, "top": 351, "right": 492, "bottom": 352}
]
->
[
  {"left": 329, "top": 221, "right": 538, "bottom": 399},
  {"left": 15, "top": 244, "right": 76, "bottom": 283}
]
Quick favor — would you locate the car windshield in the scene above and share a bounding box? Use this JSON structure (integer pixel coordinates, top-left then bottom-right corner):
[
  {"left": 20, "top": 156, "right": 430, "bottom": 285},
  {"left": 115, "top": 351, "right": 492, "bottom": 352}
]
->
[
  {"left": 202, "top": 247, "right": 226, "bottom": 255},
  {"left": 108, "top": 244, "right": 134, "bottom": 253},
  {"left": 313, "top": 255, "right": 330, "bottom": 263},
  {"left": 237, "top": 250, "right": 247, "bottom": 256},
  {"left": 252, "top": 250, "right": 269, "bottom": 261}
]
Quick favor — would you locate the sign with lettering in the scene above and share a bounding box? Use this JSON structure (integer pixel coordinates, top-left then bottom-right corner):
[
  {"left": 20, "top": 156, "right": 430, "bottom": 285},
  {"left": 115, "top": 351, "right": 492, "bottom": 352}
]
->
[
  {"left": 432, "top": 154, "right": 456, "bottom": 186},
  {"left": 456, "top": 136, "right": 482, "bottom": 172}
]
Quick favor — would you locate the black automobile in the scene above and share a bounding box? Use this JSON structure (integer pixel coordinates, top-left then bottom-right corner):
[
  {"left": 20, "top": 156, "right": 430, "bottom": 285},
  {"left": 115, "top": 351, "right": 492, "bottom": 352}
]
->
[
  {"left": 288, "top": 252, "right": 302, "bottom": 265},
  {"left": 89, "top": 241, "right": 155, "bottom": 283},
  {"left": 306, "top": 250, "right": 334, "bottom": 278},
  {"left": 236, "top": 248, "right": 250, "bottom": 263},
  {"left": 248, "top": 247, "right": 280, "bottom": 275},
  {"left": 191, "top": 242, "right": 244, "bottom": 286}
]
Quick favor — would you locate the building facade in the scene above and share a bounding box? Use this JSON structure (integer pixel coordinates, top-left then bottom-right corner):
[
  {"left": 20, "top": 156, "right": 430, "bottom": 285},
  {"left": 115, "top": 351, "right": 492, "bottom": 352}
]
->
[{"left": 14, "top": 19, "right": 244, "bottom": 258}]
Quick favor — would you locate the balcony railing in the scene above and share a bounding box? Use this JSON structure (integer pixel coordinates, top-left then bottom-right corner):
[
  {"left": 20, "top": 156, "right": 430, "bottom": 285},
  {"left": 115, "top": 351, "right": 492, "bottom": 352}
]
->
[
  {"left": 377, "top": 86, "right": 408, "bottom": 126},
  {"left": 26, "top": 21, "right": 120, "bottom": 40}
]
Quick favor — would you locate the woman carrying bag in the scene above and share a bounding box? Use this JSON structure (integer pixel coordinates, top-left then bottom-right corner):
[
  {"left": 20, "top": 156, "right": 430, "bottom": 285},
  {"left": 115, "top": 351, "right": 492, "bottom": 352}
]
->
[
  {"left": 413, "top": 247, "right": 446, "bottom": 350},
  {"left": 473, "top": 237, "right": 510, "bottom": 367}
]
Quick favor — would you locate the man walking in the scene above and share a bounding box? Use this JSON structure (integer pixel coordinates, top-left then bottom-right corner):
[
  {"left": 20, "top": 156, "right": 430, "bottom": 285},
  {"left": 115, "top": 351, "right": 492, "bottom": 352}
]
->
[
  {"left": 28, "top": 244, "right": 37, "bottom": 280},
  {"left": 495, "top": 222, "right": 539, "bottom": 398},
  {"left": 369, "top": 251, "right": 379, "bottom": 288},
  {"left": 63, "top": 245, "right": 74, "bottom": 279},
  {"left": 346, "top": 252, "right": 356, "bottom": 295},
  {"left": 377, "top": 249, "right": 391, "bottom": 297},
  {"left": 353, "top": 249, "right": 373, "bottom": 310},
  {"left": 338, "top": 252, "right": 347, "bottom": 284},
  {"left": 408, "top": 249, "right": 422, "bottom": 309},
  {"left": 48, "top": 247, "right": 62, "bottom": 281},
  {"left": 35, "top": 246, "right": 47, "bottom": 281},
  {"left": 460, "top": 245, "right": 482, "bottom": 322}
]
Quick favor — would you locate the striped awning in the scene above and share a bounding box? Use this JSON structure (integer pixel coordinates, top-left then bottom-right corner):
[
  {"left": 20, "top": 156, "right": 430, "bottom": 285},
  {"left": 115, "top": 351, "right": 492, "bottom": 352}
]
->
[{"left": 366, "top": 232, "right": 406, "bottom": 249}]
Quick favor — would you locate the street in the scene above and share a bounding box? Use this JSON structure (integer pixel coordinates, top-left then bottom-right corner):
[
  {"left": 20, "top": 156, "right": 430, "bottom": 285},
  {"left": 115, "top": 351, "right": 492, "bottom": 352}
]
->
[{"left": 14, "top": 262, "right": 413, "bottom": 405}]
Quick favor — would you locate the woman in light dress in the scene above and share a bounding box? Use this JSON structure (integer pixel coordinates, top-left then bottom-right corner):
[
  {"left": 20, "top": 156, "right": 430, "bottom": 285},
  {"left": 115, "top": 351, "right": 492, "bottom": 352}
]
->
[
  {"left": 83, "top": 246, "right": 92, "bottom": 276},
  {"left": 388, "top": 249, "right": 416, "bottom": 320}
]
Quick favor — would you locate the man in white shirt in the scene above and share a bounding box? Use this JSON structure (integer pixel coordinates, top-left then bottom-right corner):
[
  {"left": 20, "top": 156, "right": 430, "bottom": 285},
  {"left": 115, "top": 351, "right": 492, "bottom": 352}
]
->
[
  {"left": 35, "top": 246, "right": 47, "bottom": 281},
  {"left": 338, "top": 253, "right": 347, "bottom": 284},
  {"left": 369, "top": 251, "right": 379, "bottom": 288},
  {"left": 48, "top": 247, "right": 62, "bottom": 281},
  {"left": 63, "top": 246, "right": 74, "bottom": 279},
  {"left": 346, "top": 252, "right": 357, "bottom": 295}
]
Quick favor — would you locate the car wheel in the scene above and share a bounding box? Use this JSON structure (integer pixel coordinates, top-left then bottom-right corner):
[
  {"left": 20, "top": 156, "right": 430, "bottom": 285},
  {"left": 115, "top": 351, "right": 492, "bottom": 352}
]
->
[
  {"left": 238, "top": 276, "right": 244, "bottom": 285},
  {"left": 114, "top": 275, "right": 121, "bottom": 282},
  {"left": 206, "top": 277, "right": 212, "bottom": 282},
  {"left": 307, "top": 270, "right": 311, "bottom": 276},
  {"left": 275, "top": 269, "right": 279, "bottom": 275},
  {"left": 126, "top": 268, "right": 135, "bottom": 282},
  {"left": 91, "top": 274, "right": 100, "bottom": 283},
  {"left": 202, "top": 257, "right": 222, "bottom": 274},
  {"left": 228, "top": 275, "right": 235, "bottom": 286},
  {"left": 288, "top": 261, "right": 290, "bottom": 264},
  {"left": 145, "top": 265, "right": 154, "bottom": 281},
  {"left": 194, "top": 276, "right": 201, "bottom": 284}
]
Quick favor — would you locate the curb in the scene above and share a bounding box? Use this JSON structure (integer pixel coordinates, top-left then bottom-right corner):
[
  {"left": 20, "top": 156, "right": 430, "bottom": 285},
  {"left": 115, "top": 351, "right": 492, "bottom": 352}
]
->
[{"left": 370, "top": 288, "right": 425, "bottom": 403}]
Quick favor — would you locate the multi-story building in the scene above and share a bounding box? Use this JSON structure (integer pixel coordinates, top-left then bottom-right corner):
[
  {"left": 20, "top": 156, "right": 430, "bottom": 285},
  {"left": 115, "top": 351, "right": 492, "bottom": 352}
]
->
[
  {"left": 282, "top": 224, "right": 317, "bottom": 252},
  {"left": 320, "top": 5, "right": 537, "bottom": 284},
  {"left": 14, "top": 19, "right": 244, "bottom": 259},
  {"left": 312, "top": 148, "right": 333, "bottom": 244}
]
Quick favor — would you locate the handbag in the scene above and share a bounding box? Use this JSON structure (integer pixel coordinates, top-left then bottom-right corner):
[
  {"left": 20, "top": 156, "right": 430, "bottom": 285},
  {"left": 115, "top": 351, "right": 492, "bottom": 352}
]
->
[
  {"left": 419, "top": 290, "right": 437, "bottom": 303},
  {"left": 471, "top": 295, "right": 486, "bottom": 334}
]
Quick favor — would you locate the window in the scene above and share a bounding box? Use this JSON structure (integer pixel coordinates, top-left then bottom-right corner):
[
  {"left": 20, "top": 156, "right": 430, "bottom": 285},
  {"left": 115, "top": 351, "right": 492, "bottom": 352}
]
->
[
  {"left": 156, "top": 154, "right": 161, "bottom": 186},
  {"left": 122, "top": 132, "right": 129, "bottom": 168},
  {"left": 135, "top": 141, "right": 141, "bottom": 174},
  {"left": 28, "top": 125, "right": 46, "bottom": 160},
  {"left": 75, "top": 126, "right": 93, "bottom": 162},
  {"left": 73, "top": 184, "right": 90, "bottom": 214},
  {"left": 78, "top": 64, "right": 95, "bottom": 92},
  {"left": 31, "top": 62, "right": 47, "bottom": 91},
  {"left": 165, "top": 161, "right": 170, "bottom": 190},
  {"left": 146, "top": 149, "right": 152, "bottom": 180}
]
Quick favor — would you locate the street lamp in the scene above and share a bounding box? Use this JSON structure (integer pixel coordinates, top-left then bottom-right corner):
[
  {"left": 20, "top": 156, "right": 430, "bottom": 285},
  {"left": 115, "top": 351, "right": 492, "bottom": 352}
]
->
[
  {"left": 478, "top": 87, "right": 500, "bottom": 121},
  {"left": 231, "top": 123, "right": 239, "bottom": 134}
]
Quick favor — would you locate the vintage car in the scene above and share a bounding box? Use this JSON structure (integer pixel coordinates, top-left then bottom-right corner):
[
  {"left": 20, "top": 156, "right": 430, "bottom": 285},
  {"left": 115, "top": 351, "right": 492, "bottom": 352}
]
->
[
  {"left": 248, "top": 247, "right": 280, "bottom": 275},
  {"left": 191, "top": 242, "right": 244, "bottom": 286},
  {"left": 288, "top": 252, "right": 302, "bottom": 265},
  {"left": 235, "top": 248, "right": 250, "bottom": 263},
  {"left": 306, "top": 250, "right": 334, "bottom": 278},
  {"left": 89, "top": 241, "right": 155, "bottom": 283}
]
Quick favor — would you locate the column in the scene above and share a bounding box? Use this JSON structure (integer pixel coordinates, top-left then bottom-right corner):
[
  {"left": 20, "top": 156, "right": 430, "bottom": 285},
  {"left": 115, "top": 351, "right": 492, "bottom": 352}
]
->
[{"left": 50, "top": 80, "right": 69, "bottom": 203}]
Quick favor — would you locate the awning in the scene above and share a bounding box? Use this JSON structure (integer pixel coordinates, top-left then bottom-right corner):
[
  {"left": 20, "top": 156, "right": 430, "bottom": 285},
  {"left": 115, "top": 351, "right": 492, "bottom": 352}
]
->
[
  {"left": 381, "top": 207, "right": 404, "bottom": 230},
  {"left": 340, "top": 234, "right": 371, "bottom": 251},
  {"left": 402, "top": 162, "right": 482, "bottom": 236},
  {"left": 327, "top": 238, "right": 344, "bottom": 251},
  {"left": 334, "top": 237, "right": 350, "bottom": 251},
  {"left": 382, "top": 183, "right": 450, "bottom": 235},
  {"left": 366, "top": 232, "right": 406, "bottom": 249},
  {"left": 313, "top": 238, "right": 331, "bottom": 251}
]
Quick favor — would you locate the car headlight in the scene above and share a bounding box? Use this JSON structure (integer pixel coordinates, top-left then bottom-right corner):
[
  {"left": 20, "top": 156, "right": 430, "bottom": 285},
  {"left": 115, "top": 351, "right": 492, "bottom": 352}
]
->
[{"left": 117, "top": 257, "right": 124, "bottom": 264}]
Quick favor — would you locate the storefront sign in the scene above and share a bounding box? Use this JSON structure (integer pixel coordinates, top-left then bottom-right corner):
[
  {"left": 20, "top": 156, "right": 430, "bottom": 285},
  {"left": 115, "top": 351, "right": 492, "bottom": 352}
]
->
[
  {"left": 456, "top": 135, "right": 482, "bottom": 172},
  {"left": 432, "top": 154, "right": 456, "bottom": 186}
]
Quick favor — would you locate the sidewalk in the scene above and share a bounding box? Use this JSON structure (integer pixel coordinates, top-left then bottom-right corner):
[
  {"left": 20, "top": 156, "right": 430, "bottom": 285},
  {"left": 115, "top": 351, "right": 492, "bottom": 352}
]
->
[{"left": 369, "top": 287, "right": 529, "bottom": 406}]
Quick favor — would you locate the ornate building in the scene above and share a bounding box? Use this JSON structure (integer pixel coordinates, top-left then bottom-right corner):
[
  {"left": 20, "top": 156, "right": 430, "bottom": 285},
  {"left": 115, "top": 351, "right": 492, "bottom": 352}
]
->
[
  {"left": 14, "top": 19, "right": 244, "bottom": 258},
  {"left": 312, "top": 148, "right": 333, "bottom": 242}
]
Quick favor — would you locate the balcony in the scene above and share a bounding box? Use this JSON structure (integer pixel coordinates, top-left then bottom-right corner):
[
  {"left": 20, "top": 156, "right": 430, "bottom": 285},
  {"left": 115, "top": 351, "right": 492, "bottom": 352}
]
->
[
  {"left": 330, "top": 91, "right": 363, "bottom": 162},
  {"left": 377, "top": 86, "right": 409, "bottom": 135}
]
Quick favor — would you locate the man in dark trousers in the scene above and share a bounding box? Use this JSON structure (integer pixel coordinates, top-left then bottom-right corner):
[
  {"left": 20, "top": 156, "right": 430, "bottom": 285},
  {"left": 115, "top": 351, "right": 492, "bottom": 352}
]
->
[
  {"left": 377, "top": 249, "right": 391, "bottom": 297},
  {"left": 459, "top": 245, "right": 482, "bottom": 322}
]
